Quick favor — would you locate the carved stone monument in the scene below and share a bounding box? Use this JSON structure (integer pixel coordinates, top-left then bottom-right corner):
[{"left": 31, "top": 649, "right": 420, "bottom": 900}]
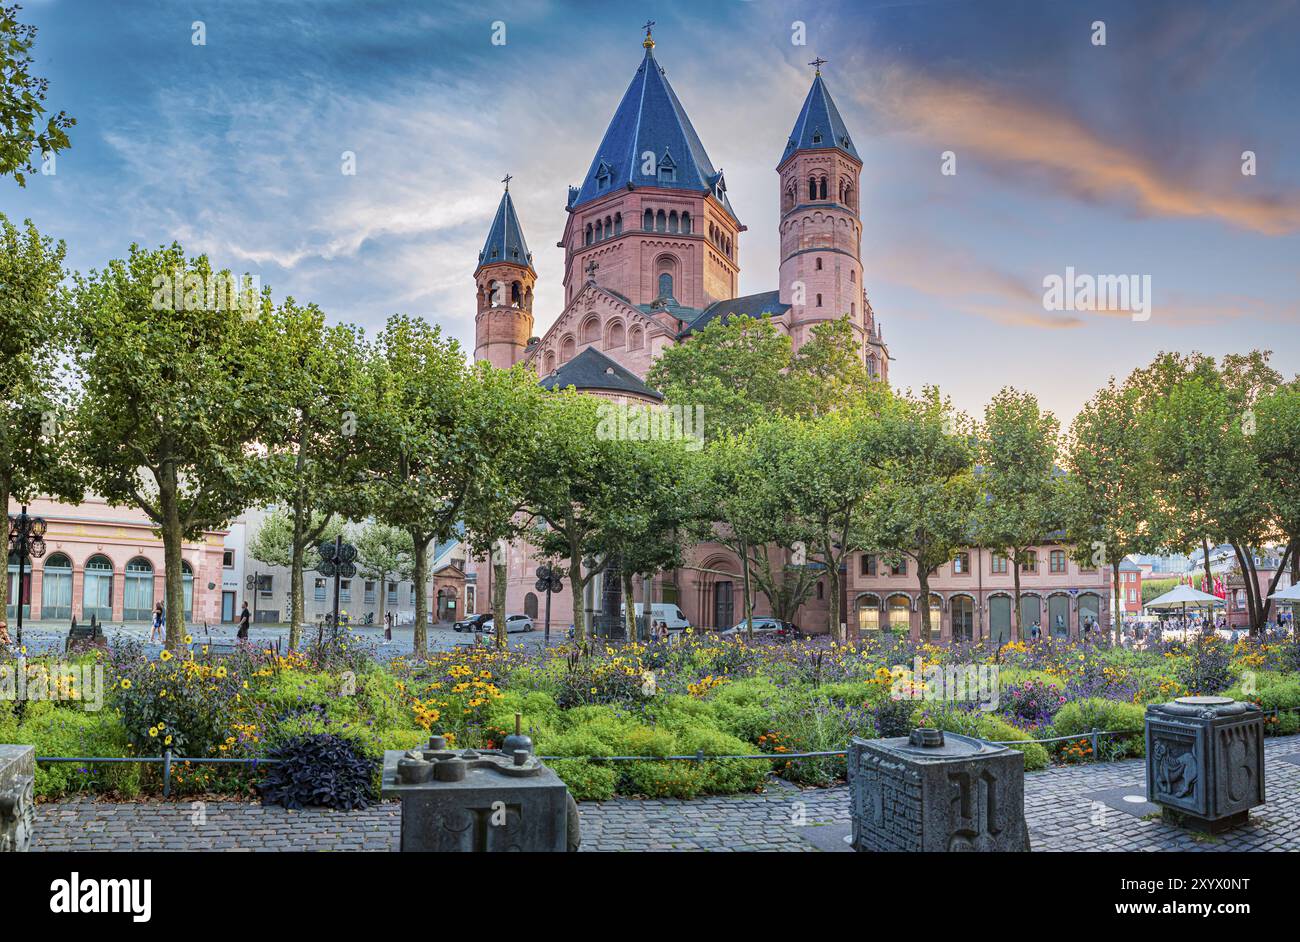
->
[
  {"left": 0, "top": 745, "right": 36, "bottom": 852},
  {"left": 381, "top": 732, "right": 579, "bottom": 852},
  {"left": 1145, "top": 695, "right": 1264, "bottom": 833},
  {"left": 848, "top": 728, "right": 1030, "bottom": 852}
]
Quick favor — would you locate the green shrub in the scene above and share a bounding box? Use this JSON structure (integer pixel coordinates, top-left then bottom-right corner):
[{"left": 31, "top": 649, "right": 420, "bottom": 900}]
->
[
  {"left": 1053, "top": 698, "right": 1146, "bottom": 759},
  {"left": 550, "top": 759, "right": 618, "bottom": 801},
  {"left": 920, "top": 707, "right": 1050, "bottom": 771},
  {"left": 622, "top": 759, "right": 706, "bottom": 798},
  {"left": 8, "top": 703, "right": 142, "bottom": 798}
]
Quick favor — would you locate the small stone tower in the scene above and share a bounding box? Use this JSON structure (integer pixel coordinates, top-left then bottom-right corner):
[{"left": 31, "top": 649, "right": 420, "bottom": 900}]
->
[
  {"left": 777, "top": 61, "right": 865, "bottom": 352},
  {"left": 475, "top": 179, "right": 536, "bottom": 368}
]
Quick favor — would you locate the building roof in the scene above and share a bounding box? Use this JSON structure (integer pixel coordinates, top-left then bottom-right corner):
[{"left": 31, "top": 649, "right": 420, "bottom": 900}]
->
[
  {"left": 570, "top": 40, "right": 739, "bottom": 222},
  {"left": 477, "top": 188, "right": 533, "bottom": 273},
  {"left": 1118, "top": 558, "right": 1142, "bottom": 572},
  {"left": 539, "top": 346, "right": 664, "bottom": 401},
  {"left": 682, "top": 290, "right": 790, "bottom": 335},
  {"left": 779, "top": 72, "right": 860, "bottom": 166}
]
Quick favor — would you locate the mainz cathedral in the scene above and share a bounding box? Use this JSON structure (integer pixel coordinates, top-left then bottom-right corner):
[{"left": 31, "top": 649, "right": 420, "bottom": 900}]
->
[{"left": 470, "top": 25, "right": 889, "bottom": 632}]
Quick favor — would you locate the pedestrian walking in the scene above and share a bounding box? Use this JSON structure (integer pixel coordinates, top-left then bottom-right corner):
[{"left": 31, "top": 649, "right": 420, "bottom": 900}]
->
[
  {"left": 150, "top": 601, "right": 164, "bottom": 643},
  {"left": 236, "top": 601, "right": 251, "bottom": 640},
  {"left": 384, "top": 609, "right": 393, "bottom": 643}
]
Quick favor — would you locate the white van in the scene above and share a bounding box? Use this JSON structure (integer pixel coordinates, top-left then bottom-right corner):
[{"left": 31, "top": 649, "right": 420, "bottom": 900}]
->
[{"left": 620, "top": 602, "right": 690, "bottom": 631}]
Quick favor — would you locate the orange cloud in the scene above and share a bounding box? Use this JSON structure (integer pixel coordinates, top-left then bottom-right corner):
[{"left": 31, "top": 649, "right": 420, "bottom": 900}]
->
[{"left": 861, "top": 67, "right": 1300, "bottom": 236}]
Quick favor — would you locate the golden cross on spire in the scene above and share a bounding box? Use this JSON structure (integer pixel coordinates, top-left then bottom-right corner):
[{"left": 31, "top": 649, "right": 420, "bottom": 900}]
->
[
  {"left": 642, "top": 19, "right": 656, "bottom": 49},
  {"left": 501, "top": 173, "right": 513, "bottom": 191},
  {"left": 809, "top": 56, "right": 827, "bottom": 75}
]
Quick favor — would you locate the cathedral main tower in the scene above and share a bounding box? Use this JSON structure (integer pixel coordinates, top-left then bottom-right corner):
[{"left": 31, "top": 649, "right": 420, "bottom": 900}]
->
[
  {"left": 474, "top": 180, "right": 536, "bottom": 368},
  {"left": 777, "top": 63, "right": 866, "bottom": 352}
]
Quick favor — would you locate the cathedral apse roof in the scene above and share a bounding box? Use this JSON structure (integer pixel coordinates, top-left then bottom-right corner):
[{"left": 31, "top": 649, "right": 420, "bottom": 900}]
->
[
  {"left": 477, "top": 188, "right": 533, "bottom": 273},
  {"left": 539, "top": 346, "right": 663, "bottom": 401},
  {"left": 570, "top": 41, "right": 739, "bottom": 223},
  {"left": 779, "top": 72, "right": 860, "bottom": 166}
]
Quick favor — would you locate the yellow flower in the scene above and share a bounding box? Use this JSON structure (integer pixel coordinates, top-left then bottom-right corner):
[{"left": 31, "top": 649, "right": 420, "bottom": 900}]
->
[
  {"left": 184, "top": 634, "right": 193, "bottom": 644},
  {"left": 159, "top": 649, "right": 173, "bottom": 662},
  {"left": 120, "top": 679, "right": 132, "bottom": 690},
  {"left": 149, "top": 727, "right": 158, "bottom": 737}
]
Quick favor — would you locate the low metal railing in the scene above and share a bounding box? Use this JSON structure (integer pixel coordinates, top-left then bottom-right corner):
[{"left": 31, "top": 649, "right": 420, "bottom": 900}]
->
[{"left": 32, "top": 707, "right": 1300, "bottom": 794}]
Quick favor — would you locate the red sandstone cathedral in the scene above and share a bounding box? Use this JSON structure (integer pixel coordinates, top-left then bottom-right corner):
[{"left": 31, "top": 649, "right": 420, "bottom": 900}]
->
[{"left": 469, "top": 26, "right": 888, "bottom": 634}]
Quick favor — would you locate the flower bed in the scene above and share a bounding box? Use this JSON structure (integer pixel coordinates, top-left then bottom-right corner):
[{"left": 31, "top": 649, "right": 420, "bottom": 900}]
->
[{"left": 2, "top": 629, "right": 1297, "bottom": 801}]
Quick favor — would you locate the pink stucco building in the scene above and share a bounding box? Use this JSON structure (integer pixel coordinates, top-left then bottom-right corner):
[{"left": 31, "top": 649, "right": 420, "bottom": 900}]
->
[
  {"left": 468, "top": 28, "right": 886, "bottom": 633},
  {"left": 6, "top": 497, "right": 227, "bottom": 625}
]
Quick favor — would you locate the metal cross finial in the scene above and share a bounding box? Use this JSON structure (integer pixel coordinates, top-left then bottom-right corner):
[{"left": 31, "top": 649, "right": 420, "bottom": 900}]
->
[
  {"left": 642, "top": 19, "right": 656, "bottom": 48},
  {"left": 642, "top": 19, "right": 655, "bottom": 35},
  {"left": 585, "top": 258, "right": 599, "bottom": 281},
  {"left": 810, "top": 56, "right": 827, "bottom": 75},
  {"left": 501, "top": 173, "right": 512, "bottom": 191}
]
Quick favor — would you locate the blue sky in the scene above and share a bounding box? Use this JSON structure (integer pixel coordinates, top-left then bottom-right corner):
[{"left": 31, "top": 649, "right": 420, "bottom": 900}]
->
[{"left": 4, "top": 0, "right": 1298, "bottom": 425}]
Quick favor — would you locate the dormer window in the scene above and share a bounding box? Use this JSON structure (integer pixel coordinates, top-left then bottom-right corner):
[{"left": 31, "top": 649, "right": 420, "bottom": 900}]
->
[
  {"left": 595, "top": 158, "right": 614, "bottom": 191},
  {"left": 657, "top": 149, "right": 677, "bottom": 184},
  {"left": 812, "top": 129, "right": 823, "bottom": 145}
]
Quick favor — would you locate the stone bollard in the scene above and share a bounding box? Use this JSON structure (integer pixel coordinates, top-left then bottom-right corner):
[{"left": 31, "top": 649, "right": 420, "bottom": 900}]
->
[
  {"left": 1145, "top": 696, "right": 1264, "bottom": 833},
  {"left": 848, "top": 728, "right": 1030, "bottom": 852},
  {"left": 380, "top": 733, "right": 579, "bottom": 852},
  {"left": 0, "top": 745, "right": 36, "bottom": 852}
]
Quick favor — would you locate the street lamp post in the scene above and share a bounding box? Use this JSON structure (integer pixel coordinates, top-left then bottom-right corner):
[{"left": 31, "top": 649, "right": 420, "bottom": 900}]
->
[
  {"left": 317, "top": 536, "right": 357, "bottom": 645},
  {"left": 7, "top": 505, "right": 48, "bottom": 648},
  {"left": 535, "top": 564, "right": 564, "bottom": 646},
  {"left": 245, "top": 569, "right": 261, "bottom": 625}
]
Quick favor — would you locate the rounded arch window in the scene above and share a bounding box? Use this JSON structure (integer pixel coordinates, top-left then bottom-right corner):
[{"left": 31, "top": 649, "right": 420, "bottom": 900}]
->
[
  {"left": 606, "top": 320, "right": 625, "bottom": 348},
  {"left": 124, "top": 557, "right": 155, "bottom": 621},
  {"left": 856, "top": 594, "right": 881, "bottom": 634},
  {"left": 42, "top": 553, "right": 73, "bottom": 620},
  {"left": 628, "top": 326, "right": 644, "bottom": 351},
  {"left": 559, "top": 335, "right": 576, "bottom": 362},
  {"left": 581, "top": 317, "right": 600, "bottom": 344},
  {"left": 83, "top": 555, "right": 114, "bottom": 621},
  {"left": 887, "top": 594, "right": 911, "bottom": 633}
]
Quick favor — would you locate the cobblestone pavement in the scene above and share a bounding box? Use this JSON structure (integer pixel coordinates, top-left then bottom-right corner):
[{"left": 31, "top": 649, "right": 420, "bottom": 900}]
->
[{"left": 33, "top": 734, "right": 1300, "bottom": 852}]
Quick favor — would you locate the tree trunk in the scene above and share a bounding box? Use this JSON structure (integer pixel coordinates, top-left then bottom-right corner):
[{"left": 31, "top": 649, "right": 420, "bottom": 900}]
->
[
  {"left": 641, "top": 572, "right": 652, "bottom": 639},
  {"left": 375, "top": 569, "right": 388, "bottom": 636},
  {"left": 1201, "top": 535, "right": 1214, "bottom": 601},
  {"left": 569, "top": 540, "right": 586, "bottom": 643},
  {"left": 1012, "top": 554, "right": 1023, "bottom": 642},
  {"left": 410, "top": 531, "right": 428, "bottom": 656},
  {"left": 622, "top": 570, "right": 636, "bottom": 641},
  {"left": 1111, "top": 560, "right": 1123, "bottom": 645},
  {"left": 289, "top": 525, "right": 305, "bottom": 650},
  {"left": 825, "top": 537, "right": 843, "bottom": 643},
  {"left": 493, "top": 540, "right": 508, "bottom": 649},
  {"left": 159, "top": 488, "right": 186, "bottom": 649},
  {"left": 740, "top": 538, "right": 753, "bottom": 641},
  {"left": 918, "top": 564, "right": 933, "bottom": 642},
  {"left": 0, "top": 475, "right": 9, "bottom": 616}
]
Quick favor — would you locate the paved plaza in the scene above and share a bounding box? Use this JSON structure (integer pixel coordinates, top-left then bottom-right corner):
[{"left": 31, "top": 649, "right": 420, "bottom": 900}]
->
[{"left": 32, "top": 734, "right": 1300, "bottom": 852}]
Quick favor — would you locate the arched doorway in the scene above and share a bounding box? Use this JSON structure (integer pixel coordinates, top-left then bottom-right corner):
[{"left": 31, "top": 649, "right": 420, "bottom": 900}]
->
[
  {"left": 1019, "top": 595, "right": 1041, "bottom": 636},
  {"left": 83, "top": 555, "right": 114, "bottom": 622},
  {"left": 886, "top": 594, "right": 911, "bottom": 635},
  {"left": 989, "top": 595, "right": 1012, "bottom": 645},
  {"left": 951, "top": 595, "right": 974, "bottom": 642},
  {"left": 124, "top": 558, "right": 155, "bottom": 621},
  {"left": 713, "top": 581, "right": 734, "bottom": 630},
  {"left": 524, "top": 592, "right": 538, "bottom": 619},
  {"left": 42, "top": 553, "right": 73, "bottom": 620},
  {"left": 181, "top": 560, "right": 195, "bottom": 622},
  {"left": 856, "top": 594, "right": 881, "bottom": 636},
  {"left": 1078, "top": 593, "right": 1100, "bottom": 635},
  {"left": 1048, "top": 594, "right": 1071, "bottom": 639}
]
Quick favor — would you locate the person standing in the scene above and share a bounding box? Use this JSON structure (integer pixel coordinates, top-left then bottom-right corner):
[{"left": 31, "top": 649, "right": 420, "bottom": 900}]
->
[
  {"left": 384, "top": 609, "right": 393, "bottom": 643},
  {"left": 236, "top": 601, "right": 251, "bottom": 640},
  {"left": 150, "top": 601, "right": 164, "bottom": 643}
]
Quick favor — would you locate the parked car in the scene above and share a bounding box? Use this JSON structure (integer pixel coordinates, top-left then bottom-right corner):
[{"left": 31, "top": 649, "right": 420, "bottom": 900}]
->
[
  {"left": 717, "top": 617, "right": 800, "bottom": 639},
  {"left": 619, "top": 603, "right": 690, "bottom": 631},
  {"left": 481, "top": 614, "right": 535, "bottom": 634},
  {"left": 452, "top": 613, "right": 490, "bottom": 633}
]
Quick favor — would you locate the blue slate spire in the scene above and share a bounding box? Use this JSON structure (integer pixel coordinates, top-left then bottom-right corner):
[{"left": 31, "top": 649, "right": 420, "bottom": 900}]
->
[
  {"left": 779, "top": 68, "right": 860, "bottom": 166},
  {"left": 570, "top": 29, "right": 739, "bottom": 221},
  {"left": 478, "top": 184, "right": 533, "bottom": 272}
]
